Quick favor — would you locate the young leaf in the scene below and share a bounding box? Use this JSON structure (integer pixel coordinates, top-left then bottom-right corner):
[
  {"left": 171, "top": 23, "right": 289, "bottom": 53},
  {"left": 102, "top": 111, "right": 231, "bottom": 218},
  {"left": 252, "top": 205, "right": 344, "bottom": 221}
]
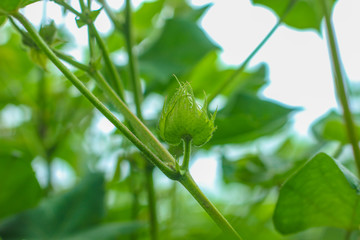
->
[
  {"left": 273, "top": 153, "right": 360, "bottom": 234},
  {"left": 251, "top": 0, "right": 337, "bottom": 31}
]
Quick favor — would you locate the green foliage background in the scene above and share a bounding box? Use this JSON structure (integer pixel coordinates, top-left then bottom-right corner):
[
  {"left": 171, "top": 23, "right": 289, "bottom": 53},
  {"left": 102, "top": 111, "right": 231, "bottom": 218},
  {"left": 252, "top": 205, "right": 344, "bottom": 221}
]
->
[{"left": 0, "top": 0, "right": 359, "bottom": 239}]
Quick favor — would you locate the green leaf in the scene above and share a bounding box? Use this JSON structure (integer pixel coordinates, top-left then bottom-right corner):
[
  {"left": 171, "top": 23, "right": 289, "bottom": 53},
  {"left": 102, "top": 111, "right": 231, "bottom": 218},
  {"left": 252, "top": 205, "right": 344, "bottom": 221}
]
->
[
  {"left": 222, "top": 155, "right": 268, "bottom": 186},
  {"left": 62, "top": 222, "right": 145, "bottom": 240},
  {"left": 0, "top": 173, "right": 105, "bottom": 239},
  {"left": 76, "top": 8, "right": 102, "bottom": 28},
  {"left": 133, "top": 0, "right": 165, "bottom": 42},
  {"left": 0, "top": 0, "right": 39, "bottom": 15},
  {"left": 139, "top": 18, "right": 218, "bottom": 92},
  {"left": 39, "top": 21, "right": 57, "bottom": 45},
  {"left": 0, "top": 16, "right": 6, "bottom": 27},
  {"left": 251, "top": 0, "right": 337, "bottom": 31},
  {"left": 210, "top": 93, "right": 296, "bottom": 145},
  {"left": 311, "top": 110, "right": 360, "bottom": 144},
  {"left": 0, "top": 158, "right": 41, "bottom": 220},
  {"left": 187, "top": 54, "right": 268, "bottom": 97},
  {"left": 273, "top": 153, "right": 360, "bottom": 234}
]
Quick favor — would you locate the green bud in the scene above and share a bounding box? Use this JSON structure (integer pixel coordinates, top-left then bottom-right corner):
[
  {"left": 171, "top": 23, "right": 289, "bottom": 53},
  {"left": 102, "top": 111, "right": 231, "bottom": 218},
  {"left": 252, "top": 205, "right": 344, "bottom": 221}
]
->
[{"left": 159, "top": 80, "right": 216, "bottom": 146}]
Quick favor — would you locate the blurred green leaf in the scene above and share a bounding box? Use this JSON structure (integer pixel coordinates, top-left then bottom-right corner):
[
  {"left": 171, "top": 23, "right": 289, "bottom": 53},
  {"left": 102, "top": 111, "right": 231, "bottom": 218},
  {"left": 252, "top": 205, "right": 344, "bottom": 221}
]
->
[
  {"left": 311, "top": 110, "right": 360, "bottom": 144},
  {"left": 176, "top": 3, "right": 212, "bottom": 22},
  {"left": 0, "top": 173, "right": 106, "bottom": 239},
  {"left": 186, "top": 52, "right": 268, "bottom": 97},
  {"left": 39, "top": 21, "right": 57, "bottom": 45},
  {"left": 0, "top": 158, "right": 41, "bottom": 220},
  {"left": 273, "top": 153, "right": 360, "bottom": 234},
  {"left": 62, "top": 222, "right": 145, "bottom": 240},
  {"left": 132, "top": 0, "right": 165, "bottom": 42},
  {"left": 210, "top": 93, "right": 297, "bottom": 145},
  {"left": 251, "top": 0, "right": 337, "bottom": 31},
  {"left": 0, "top": 16, "right": 6, "bottom": 27},
  {"left": 222, "top": 155, "right": 269, "bottom": 186},
  {"left": 76, "top": 8, "right": 102, "bottom": 28},
  {"left": 139, "top": 18, "right": 218, "bottom": 93},
  {"left": 0, "top": 0, "right": 39, "bottom": 14}
]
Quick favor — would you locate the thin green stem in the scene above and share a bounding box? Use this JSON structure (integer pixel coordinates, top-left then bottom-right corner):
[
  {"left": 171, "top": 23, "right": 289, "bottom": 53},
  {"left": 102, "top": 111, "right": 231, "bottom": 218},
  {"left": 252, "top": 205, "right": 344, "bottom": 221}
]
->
[
  {"left": 78, "top": 0, "right": 86, "bottom": 12},
  {"left": 179, "top": 173, "right": 242, "bottom": 240},
  {"left": 13, "top": 12, "right": 178, "bottom": 179},
  {"left": 181, "top": 138, "right": 191, "bottom": 173},
  {"left": 51, "top": 0, "right": 85, "bottom": 20},
  {"left": 98, "top": 0, "right": 124, "bottom": 32},
  {"left": 145, "top": 165, "right": 158, "bottom": 240},
  {"left": 124, "top": 0, "right": 143, "bottom": 120},
  {"left": 88, "top": 23, "right": 125, "bottom": 100},
  {"left": 123, "top": 2, "right": 158, "bottom": 238},
  {"left": 53, "top": 49, "right": 92, "bottom": 72},
  {"left": 344, "top": 230, "right": 352, "bottom": 240},
  {"left": 53, "top": 49, "right": 177, "bottom": 169},
  {"left": 207, "top": 0, "right": 297, "bottom": 103},
  {"left": 129, "top": 160, "right": 140, "bottom": 240},
  {"left": 90, "top": 71, "right": 176, "bottom": 166},
  {"left": 320, "top": 0, "right": 360, "bottom": 176}
]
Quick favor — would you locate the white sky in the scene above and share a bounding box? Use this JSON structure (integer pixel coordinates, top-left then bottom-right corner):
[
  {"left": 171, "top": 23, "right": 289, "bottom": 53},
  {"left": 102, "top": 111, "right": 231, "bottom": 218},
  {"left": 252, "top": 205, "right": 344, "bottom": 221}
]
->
[{"left": 22, "top": 0, "right": 360, "bottom": 191}]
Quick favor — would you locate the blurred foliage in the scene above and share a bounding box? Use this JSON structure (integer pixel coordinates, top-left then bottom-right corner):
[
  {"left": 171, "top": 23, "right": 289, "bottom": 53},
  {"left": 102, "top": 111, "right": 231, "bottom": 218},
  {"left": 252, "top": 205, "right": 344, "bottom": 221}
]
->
[
  {"left": 251, "top": 0, "right": 337, "bottom": 31},
  {"left": 0, "top": 0, "right": 358, "bottom": 240}
]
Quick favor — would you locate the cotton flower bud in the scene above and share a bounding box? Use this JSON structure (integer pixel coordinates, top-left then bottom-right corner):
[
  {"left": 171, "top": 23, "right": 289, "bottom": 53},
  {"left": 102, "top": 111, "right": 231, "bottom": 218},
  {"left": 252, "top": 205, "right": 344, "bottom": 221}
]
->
[{"left": 159, "top": 80, "right": 216, "bottom": 146}]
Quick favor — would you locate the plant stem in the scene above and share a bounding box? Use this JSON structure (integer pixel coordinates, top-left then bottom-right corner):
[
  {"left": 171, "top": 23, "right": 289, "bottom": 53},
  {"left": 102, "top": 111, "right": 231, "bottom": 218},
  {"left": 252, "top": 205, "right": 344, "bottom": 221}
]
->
[
  {"left": 181, "top": 138, "right": 191, "bottom": 173},
  {"left": 145, "top": 165, "right": 158, "bottom": 240},
  {"left": 52, "top": 49, "right": 178, "bottom": 169},
  {"left": 124, "top": 0, "right": 143, "bottom": 120},
  {"left": 90, "top": 71, "right": 176, "bottom": 165},
  {"left": 344, "top": 230, "right": 352, "bottom": 240},
  {"left": 88, "top": 23, "right": 125, "bottom": 100},
  {"left": 129, "top": 159, "right": 140, "bottom": 240},
  {"left": 207, "top": 0, "right": 297, "bottom": 103},
  {"left": 13, "top": 12, "right": 178, "bottom": 179},
  {"left": 179, "top": 173, "right": 242, "bottom": 240},
  {"left": 51, "top": 0, "right": 85, "bottom": 20},
  {"left": 14, "top": 12, "right": 244, "bottom": 239},
  {"left": 123, "top": 2, "right": 159, "bottom": 238},
  {"left": 53, "top": 49, "right": 92, "bottom": 72},
  {"left": 320, "top": 0, "right": 360, "bottom": 176},
  {"left": 98, "top": 0, "right": 124, "bottom": 32},
  {"left": 54, "top": 0, "right": 125, "bottom": 99}
]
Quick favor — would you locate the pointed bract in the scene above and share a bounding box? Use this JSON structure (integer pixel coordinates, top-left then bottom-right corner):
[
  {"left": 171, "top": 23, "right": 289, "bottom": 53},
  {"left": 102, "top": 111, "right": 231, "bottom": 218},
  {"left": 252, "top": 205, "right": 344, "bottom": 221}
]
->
[{"left": 159, "top": 81, "right": 216, "bottom": 146}]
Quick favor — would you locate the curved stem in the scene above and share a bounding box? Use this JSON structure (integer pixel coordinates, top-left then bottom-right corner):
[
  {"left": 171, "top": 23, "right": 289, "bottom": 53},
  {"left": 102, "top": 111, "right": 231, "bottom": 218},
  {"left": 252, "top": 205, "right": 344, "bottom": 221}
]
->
[
  {"left": 124, "top": 0, "right": 143, "bottom": 120},
  {"left": 207, "top": 0, "right": 297, "bottom": 103},
  {"left": 181, "top": 138, "right": 192, "bottom": 173},
  {"left": 88, "top": 22, "right": 125, "bottom": 100},
  {"left": 51, "top": 0, "right": 85, "bottom": 20},
  {"left": 145, "top": 165, "right": 158, "bottom": 240},
  {"left": 320, "top": 0, "right": 360, "bottom": 176},
  {"left": 179, "top": 173, "right": 242, "bottom": 240},
  {"left": 13, "top": 12, "right": 178, "bottom": 179},
  {"left": 99, "top": 0, "right": 124, "bottom": 32},
  {"left": 53, "top": 49, "right": 92, "bottom": 72}
]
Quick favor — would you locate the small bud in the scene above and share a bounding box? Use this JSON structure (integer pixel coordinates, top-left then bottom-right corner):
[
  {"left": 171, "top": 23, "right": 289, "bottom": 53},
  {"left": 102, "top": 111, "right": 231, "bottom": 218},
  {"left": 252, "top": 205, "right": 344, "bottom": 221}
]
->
[{"left": 159, "top": 79, "right": 216, "bottom": 146}]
